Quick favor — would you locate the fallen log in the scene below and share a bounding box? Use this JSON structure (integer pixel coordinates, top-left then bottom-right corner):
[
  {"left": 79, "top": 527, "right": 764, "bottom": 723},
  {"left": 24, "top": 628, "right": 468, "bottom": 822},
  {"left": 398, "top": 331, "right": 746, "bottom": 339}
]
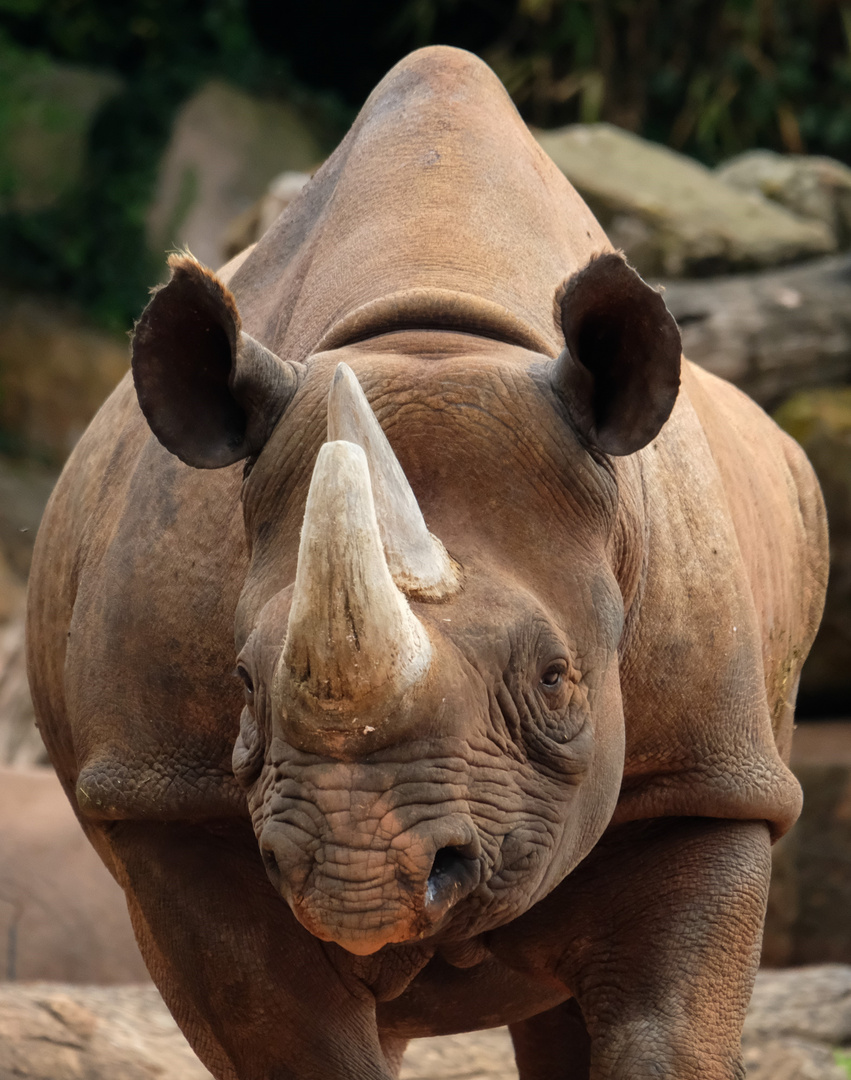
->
[{"left": 659, "top": 254, "right": 851, "bottom": 409}]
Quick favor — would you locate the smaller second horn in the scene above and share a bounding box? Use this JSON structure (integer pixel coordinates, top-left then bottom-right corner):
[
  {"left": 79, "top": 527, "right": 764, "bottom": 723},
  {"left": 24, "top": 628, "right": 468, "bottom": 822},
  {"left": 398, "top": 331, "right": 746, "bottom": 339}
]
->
[{"left": 328, "top": 363, "right": 460, "bottom": 601}]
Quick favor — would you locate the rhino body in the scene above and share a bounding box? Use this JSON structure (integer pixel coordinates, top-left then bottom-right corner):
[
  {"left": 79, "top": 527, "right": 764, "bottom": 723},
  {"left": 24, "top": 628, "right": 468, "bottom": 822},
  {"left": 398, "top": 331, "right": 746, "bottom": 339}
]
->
[{"left": 27, "top": 48, "right": 826, "bottom": 1079}]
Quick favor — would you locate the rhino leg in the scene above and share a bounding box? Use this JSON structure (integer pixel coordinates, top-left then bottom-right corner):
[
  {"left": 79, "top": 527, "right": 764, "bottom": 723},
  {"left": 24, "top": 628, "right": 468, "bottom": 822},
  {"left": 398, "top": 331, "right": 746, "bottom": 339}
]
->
[
  {"left": 565, "top": 818, "right": 768, "bottom": 1080},
  {"left": 98, "top": 819, "right": 397, "bottom": 1080},
  {"left": 509, "top": 998, "right": 591, "bottom": 1079},
  {"left": 494, "top": 817, "right": 769, "bottom": 1080}
]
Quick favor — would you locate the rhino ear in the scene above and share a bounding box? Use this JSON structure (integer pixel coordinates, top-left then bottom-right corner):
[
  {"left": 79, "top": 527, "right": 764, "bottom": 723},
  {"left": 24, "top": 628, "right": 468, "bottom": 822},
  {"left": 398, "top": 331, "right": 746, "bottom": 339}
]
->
[
  {"left": 553, "top": 252, "right": 681, "bottom": 456},
  {"left": 132, "top": 254, "right": 298, "bottom": 468}
]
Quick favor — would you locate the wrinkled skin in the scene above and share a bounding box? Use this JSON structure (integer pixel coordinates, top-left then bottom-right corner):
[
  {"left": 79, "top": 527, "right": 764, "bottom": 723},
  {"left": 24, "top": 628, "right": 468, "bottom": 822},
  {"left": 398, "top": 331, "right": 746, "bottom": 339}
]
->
[{"left": 27, "top": 47, "right": 827, "bottom": 1080}]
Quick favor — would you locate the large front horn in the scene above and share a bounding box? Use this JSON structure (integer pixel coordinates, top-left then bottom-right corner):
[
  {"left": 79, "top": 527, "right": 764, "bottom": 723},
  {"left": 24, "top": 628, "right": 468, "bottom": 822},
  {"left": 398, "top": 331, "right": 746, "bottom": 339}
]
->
[
  {"left": 327, "top": 364, "right": 460, "bottom": 600},
  {"left": 278, "top": 440, "right": 432, "bottom": 709}
]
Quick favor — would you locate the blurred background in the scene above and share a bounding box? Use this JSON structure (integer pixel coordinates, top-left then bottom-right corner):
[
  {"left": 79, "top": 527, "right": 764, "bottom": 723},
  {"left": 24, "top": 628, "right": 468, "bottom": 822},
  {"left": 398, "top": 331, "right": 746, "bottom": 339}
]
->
[{"left": 1, "top": 1, "right": 851, "bottom": 1075}]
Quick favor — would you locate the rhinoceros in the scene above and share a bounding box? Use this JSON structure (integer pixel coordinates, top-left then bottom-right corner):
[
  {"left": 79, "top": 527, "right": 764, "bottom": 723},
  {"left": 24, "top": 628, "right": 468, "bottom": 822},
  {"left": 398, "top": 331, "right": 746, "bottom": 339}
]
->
[{"left": 27, "top": 46, "right": 827, "bottom": 1080}]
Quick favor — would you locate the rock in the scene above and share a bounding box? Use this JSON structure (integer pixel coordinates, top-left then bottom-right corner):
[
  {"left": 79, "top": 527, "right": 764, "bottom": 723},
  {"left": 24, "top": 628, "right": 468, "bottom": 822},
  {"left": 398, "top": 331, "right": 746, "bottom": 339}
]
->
[
  {"left": 0, "top": 455, "right": 57, "bottom": 769},
  {"left": 0, "top": 291, "right": 128, "bottom": 465},
  {"left": 222, "top": 170, "right": 312, "bottom": 260},
  {"left": 535, "top": 123, "right": 835, "bottom": 277},
  {"left": 0, "top": 454, "right": 58, "bottom": 582},
  {"left": 741, "top": 966, "right": 851, "bottom": 1080},
  {"left": 717, "top": 150, "right": 851, "bottom": 250},
  {"left": 0, "top": 768, "right": 151, "bottom": 983},
  {"left": 147, "top": 81, "right": 323, "bottom": 268},
  {"left": 0, "top": 984, "right": 210, "bottom": 1080},
  {"left": 660, "top": 254, "right": 851, "bottom": 409},
  {"left": 742, "top": 1038, "right": 847, "bottom": 1080},
  {"left": 0, "top": 49, "right": 121, "bottom": 214},
  {"left": 747, "top": 964, "right": 851, "bottom": 1045},
  {"left": 1, "top": 969, "right": 849, "bottom": 1079},
  {"left": 774, "top": 390, "right": 851, "bottom": 709},
  {"left": 762, "top": 725, "right": 851, "bottom": 967},
  {"left": 0, "top": 615, "right": 45, "bottom": 768}
]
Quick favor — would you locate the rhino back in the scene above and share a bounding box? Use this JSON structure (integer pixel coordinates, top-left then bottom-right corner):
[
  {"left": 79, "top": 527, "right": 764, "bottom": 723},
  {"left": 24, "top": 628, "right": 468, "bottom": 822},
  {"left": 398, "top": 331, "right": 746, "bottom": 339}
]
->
[{"left": 226, "top": 46, "right": 611, "bottom": 362}]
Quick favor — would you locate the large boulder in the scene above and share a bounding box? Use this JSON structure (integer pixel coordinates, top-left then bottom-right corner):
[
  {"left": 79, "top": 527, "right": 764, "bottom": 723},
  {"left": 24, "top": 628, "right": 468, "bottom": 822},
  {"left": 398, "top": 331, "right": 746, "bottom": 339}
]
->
[
  {"left": 535, "top": 123, "right": 835, "bottom": 277},
  {"left": 742, "top": 965, "right": 851, "bottom": 1079},
  {"left": 147, "top": 81, "right": 324, "bottom": 268},
  {"left": 717, "top": 150, "right": 851, "bottom": 250},
  {"left": 774, "top": 389, "right": 851, "bottom": 710},
  {"left": 0, "top": 291, "right": 128, "bottom": 465},
  {"left": 0, "top": 49, "right": 121, "bottom": 215}
]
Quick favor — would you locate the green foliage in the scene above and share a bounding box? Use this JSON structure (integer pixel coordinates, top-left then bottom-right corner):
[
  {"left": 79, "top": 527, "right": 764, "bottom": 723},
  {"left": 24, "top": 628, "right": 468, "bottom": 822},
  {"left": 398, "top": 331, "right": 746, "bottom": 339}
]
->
[
  {"left": 483, "top": 0, "right": 851, "bottom": 166},
  {"left": 836, "top": 1048, "right": 851, "bottom": 1078},
  {"left": 0, "top": 0, "right": 324, "bottom": 331}
]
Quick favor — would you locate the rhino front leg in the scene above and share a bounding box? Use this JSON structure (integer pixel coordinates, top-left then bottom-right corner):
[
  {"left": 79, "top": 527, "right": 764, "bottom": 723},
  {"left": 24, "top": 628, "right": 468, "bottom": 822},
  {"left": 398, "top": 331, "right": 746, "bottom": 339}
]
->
[
  {"left": 99, "top": 819, "right": 396, "bottom": 1080},
  {"left": 496, "top": 817, "right": 770, "bottom": 1080},
  {"left": 568, "top": 817, "right": 769, "bottom": 1080}
]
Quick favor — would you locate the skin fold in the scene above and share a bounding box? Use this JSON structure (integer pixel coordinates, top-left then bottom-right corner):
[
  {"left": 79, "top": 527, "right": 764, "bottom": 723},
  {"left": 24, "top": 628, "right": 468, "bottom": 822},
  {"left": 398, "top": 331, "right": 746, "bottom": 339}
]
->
[{"left": 27, "top": 46, "right": 827, "bottom": 1080}]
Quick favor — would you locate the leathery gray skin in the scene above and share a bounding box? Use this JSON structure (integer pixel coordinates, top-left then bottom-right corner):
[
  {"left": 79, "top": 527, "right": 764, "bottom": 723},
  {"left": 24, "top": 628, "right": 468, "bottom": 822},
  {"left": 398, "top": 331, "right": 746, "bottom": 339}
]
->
[{"left": 26, "top": 45, "right": 827, "bottom": 1080}]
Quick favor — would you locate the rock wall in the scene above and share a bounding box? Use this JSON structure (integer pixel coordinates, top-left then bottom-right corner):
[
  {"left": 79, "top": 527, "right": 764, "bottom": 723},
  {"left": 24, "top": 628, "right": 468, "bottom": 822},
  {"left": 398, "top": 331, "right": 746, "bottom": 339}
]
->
[
  {"left": 764, "top": 725, "right": 851, "bottom": 968},
  {"left": 0, "top": 768, "right": 150, "bottom": 984},
  {"left": 0, "top": 291, "right": 128, "bottom": 465},
  {"left": 774, "top": 391, "right": 851, "bottom": 711},
  {"left": 147, "top": 81, "right": 324, "bottom": 269},
  {"left": 535, "top": 123, "right": 835, "bottom": 277}
]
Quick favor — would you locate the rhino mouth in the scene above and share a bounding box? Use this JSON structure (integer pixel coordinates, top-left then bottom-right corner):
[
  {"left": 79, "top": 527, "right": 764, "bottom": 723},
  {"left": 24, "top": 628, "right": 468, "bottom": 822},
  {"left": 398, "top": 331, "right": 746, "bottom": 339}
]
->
[{"left": 313, "top": 288, "right": 554, "bottom": 355}]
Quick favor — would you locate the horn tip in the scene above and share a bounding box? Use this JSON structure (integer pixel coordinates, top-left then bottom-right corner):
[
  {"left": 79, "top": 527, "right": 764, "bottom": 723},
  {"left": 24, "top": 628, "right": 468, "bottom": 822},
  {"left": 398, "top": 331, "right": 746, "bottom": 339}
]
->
[{"left": 333, "top": 361, "right": 357, "bottom": 387}]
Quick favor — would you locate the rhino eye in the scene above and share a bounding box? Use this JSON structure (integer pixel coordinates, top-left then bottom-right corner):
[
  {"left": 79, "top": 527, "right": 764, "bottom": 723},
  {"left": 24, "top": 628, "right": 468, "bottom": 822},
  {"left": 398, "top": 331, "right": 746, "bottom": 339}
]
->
[
  {"left": 540, "top": 662, "right": 566, "bottom": 690},
  {"left": 235, "top": 664, "right": 255, "bottom": 696}
]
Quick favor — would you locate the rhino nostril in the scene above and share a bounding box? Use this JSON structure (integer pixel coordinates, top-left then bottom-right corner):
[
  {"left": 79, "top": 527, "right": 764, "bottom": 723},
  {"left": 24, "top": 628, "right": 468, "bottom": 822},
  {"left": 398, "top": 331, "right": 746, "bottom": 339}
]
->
[
  {"left": 262, "top": 848, "right": 280, "bottom": 882},
  {"left": 429, "top": 845, "right": 466, "bottom": 880},
  {"left": 425, "top": 845, "right": 480, "bottom": 914}
]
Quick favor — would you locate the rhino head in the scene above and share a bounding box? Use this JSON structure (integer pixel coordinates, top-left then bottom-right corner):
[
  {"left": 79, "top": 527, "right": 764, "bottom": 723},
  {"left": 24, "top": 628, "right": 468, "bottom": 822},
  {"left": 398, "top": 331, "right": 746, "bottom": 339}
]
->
[{"left": 132, "top": 251, "right": 681, "bottom": 956}]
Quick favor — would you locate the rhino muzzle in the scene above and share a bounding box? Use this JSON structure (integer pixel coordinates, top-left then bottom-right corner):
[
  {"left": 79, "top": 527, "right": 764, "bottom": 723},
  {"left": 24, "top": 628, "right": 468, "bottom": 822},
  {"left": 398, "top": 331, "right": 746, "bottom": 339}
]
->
[{"left": 260, "top": 813, "right": 482, "bottom": 955}]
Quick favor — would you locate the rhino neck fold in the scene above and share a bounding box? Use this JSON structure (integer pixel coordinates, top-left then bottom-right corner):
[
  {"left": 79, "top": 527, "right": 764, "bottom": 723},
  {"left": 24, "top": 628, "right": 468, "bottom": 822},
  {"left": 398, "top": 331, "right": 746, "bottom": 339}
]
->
[
  {"left": 228, "top": 46, "right": 611, "bottom": 364},
  {"left": 314, "top": 289, "right": 555, "bottom": 357}
]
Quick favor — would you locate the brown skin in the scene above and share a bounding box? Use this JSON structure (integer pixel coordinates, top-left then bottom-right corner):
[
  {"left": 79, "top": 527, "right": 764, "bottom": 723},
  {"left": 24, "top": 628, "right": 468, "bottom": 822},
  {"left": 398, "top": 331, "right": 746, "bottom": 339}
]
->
[{"left": 27, "top": 46, "right": 826, "bottom": 1080}]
